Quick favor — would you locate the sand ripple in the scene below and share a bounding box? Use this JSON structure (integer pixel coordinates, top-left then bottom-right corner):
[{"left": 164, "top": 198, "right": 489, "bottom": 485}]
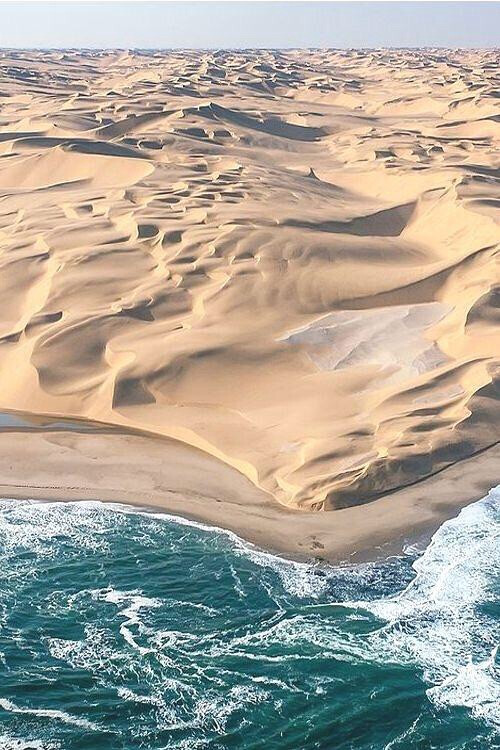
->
[{"left": 0, "top": 49, "right": 498, "bottom": 510}]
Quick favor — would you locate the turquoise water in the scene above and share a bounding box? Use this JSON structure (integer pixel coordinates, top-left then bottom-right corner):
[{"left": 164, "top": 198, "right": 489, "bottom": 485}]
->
[{"left": 0, "top": 491, "right": 498, "bottom": 750}]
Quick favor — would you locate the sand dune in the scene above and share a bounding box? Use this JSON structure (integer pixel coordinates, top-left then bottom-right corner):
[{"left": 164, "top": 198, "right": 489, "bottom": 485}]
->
[{"left": 0, "top": 48, "right": 498, "bottom": 515}]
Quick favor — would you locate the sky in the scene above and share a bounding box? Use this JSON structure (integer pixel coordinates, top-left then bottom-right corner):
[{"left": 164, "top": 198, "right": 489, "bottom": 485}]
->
[{"left": 0, "top": 2, "right": 498, "bottom": 49}]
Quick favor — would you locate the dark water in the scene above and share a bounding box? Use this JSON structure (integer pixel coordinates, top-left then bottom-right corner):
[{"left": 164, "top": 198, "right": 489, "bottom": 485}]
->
[{"left": 0, "top": 489, "right": 498, "bottom": 750}]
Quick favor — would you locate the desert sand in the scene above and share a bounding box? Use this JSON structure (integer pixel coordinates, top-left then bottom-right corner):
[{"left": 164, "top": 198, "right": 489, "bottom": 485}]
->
[{"left": 0, "top": 48, "right": 498, "bottom": 559}]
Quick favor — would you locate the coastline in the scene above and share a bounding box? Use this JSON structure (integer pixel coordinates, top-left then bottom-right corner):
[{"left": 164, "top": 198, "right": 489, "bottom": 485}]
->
[{"left": 0, "top": 412, "right": 498, "bottom": 563}]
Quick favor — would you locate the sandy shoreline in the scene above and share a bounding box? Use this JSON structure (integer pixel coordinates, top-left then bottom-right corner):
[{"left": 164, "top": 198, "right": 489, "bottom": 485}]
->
[{"left": 0, "top": 414, "right": 498, "bottom": 563}]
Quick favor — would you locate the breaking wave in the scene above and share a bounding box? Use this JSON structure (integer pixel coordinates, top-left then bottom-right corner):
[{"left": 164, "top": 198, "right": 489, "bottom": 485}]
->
[{"left": 0, "top": 489, "right": 498, "bottom": 749}]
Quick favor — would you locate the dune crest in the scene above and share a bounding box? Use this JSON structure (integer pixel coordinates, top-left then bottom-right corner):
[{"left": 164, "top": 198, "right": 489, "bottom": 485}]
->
[{"left": 0, "top": 48, "right": 498, "bottom": 511}]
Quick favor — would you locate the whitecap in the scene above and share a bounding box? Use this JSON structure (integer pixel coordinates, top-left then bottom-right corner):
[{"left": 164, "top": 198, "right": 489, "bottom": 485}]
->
[
  {"left": 0, "top": 736, "right": 60, "bottom": 750},
  {"left": 0, "top": 698, "right": 100, "bottom": 732},
  {"left": 350, "top": 487, "right": 500, "bottom": 729},
  {"left": 0, "top": 487, "right": 498, "bottom": 739}
]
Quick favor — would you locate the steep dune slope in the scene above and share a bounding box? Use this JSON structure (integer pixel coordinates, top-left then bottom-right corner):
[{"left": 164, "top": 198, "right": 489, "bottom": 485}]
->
[{"left": 0, "top": 48, "right": 498, "bottom": 511}]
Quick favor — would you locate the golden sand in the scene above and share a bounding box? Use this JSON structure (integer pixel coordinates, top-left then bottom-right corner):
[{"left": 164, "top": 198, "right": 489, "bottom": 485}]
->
[{"left": 0, "top": 49, "right": 498, "bottom": 556}]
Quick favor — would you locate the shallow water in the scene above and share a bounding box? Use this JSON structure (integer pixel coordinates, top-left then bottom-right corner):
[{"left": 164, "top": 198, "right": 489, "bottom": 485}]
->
[{"left": 0, "top": 490, "right": 498, "bottom": 750}]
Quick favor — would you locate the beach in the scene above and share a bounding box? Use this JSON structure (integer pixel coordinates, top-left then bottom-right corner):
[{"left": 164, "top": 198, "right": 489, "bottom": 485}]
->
[
  {"left": 0, "top": 414, "right": 499, "bottom": 562},
  {"left": 0, "top": 47, "right": 498, "bottom": 560}
]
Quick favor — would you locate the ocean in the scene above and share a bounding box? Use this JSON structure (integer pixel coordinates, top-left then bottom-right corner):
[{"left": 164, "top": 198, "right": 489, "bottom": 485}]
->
[{"left": 0, "top": 490, "right": 498, "bottom": 750}]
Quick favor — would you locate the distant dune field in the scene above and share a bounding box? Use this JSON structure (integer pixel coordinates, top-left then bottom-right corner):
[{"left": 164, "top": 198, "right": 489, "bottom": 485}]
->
[{"left": 0, "top": 48, "right": 498, "bottom": 516}]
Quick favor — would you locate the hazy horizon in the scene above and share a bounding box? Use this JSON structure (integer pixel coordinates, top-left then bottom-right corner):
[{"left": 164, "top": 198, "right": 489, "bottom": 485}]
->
[{"left": 0, "top": 2, "right": 498, "bottom": 50}]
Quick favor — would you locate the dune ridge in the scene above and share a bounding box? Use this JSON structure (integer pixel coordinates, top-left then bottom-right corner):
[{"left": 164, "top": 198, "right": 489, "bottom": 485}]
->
[{"left": 0, "top": 48, "right": 498, "bottom": 512}]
